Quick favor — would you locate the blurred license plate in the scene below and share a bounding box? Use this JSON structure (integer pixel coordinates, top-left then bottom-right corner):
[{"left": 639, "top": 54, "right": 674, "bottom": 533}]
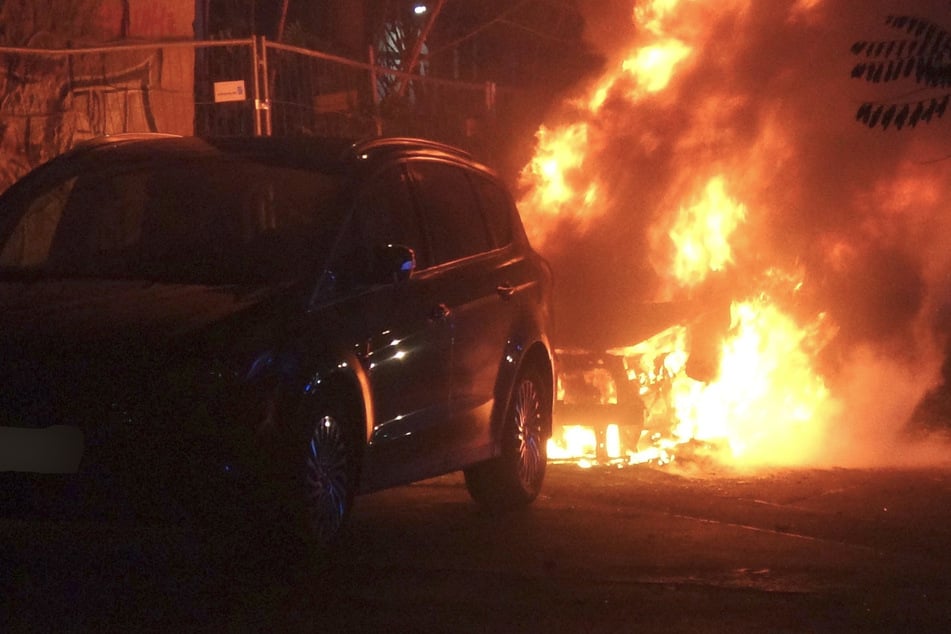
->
[{"left": 0, "top": 425, "right": 84, "bottom": 473}]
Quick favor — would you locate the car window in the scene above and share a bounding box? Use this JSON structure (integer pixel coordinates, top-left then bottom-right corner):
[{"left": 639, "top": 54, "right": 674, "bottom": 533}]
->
[
  {"left": 469, "top": 173, "right": 514, "bottom": 248},
  {"left": 406, "top": 160, "right": 491, "bottom": 265},
  {"left": 351, "top": 164, "right": 430, "bottom": 276},
  {"left": 0, "top": 158, "right": 345, "bottom": 286},
  {"left": 0, "top": 175, "right": 76, "bottom": 268}
]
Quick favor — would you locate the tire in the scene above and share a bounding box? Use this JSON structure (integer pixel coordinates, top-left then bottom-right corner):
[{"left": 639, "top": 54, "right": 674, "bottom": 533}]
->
[
  {"left": 294, "top": 401, "right": 358, "bottom": 550},
  {"left": 465, "top": 368, "right": 549, "bottom": 511}
]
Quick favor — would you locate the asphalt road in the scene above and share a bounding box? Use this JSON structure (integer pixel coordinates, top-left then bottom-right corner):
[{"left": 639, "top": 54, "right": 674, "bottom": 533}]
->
[{"left": 3, "top": 462, "right": 951, "bottom": 633}]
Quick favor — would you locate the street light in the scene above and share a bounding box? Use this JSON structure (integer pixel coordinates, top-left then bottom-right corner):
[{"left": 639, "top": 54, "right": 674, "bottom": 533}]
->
[{"left": 414, "top": 5, "right": 428, "bottom": 15}]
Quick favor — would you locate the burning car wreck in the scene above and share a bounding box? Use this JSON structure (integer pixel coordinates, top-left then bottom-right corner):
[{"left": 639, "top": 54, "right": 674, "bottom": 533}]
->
[
  {"left": 551, "top": 296, "right": 731, "bottom": 465},
  {"left": 514, "top": 0, "right": 951, "bottom": 471}
]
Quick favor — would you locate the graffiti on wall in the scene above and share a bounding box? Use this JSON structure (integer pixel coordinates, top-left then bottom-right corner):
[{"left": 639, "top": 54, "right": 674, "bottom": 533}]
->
[
  {"left": 66, "top": 54, "right": 161, "bottom": 136},
  {"left": 0, "top": 50, "right": 164, "bottom": 192},
  {"left": 0, "top": 0, "right": 195, "bottom": 193}
]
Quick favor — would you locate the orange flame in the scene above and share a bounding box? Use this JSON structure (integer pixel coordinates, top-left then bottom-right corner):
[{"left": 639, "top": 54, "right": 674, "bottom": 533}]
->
[
  {"left": 588, "top": 39, "right": 692, "bottom": 110},
  {"left": 518, "top": 123, "right": 601, "bottom": 249},
  {"left": 667, "top": 298, "right": 836, "bottom": 465},
  {"left": 534, "top": 0, "right": 851, "bottom": 469},
  {"left": 667, "top": 176, "right": 746, "bottom": 288}
]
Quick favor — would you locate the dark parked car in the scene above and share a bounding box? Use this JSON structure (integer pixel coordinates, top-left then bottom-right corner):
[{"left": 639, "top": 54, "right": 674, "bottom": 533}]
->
[{"left": 0, "top": 134, "right": 554, "bottom": 548}]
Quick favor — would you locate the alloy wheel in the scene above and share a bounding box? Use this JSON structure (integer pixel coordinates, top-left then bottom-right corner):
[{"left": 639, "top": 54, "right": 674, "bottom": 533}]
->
[
  {"left": 303, "top": 413, "right": 351, "bottom": 544},
  {"left": 513, "top": 377, "right": 545, "bottom": 494}
]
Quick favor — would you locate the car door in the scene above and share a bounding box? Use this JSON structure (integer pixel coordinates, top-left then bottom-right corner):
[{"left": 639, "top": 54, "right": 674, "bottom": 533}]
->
[
  {"left": 346, "top": 163, "right": 454, "bottom": 488},
  {"left": 404, "top": 160, "right": 522, "bottom": 467}
]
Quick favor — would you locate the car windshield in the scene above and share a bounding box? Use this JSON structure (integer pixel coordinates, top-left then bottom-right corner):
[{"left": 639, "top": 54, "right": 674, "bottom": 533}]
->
[{"left": 0, "top": 156, "right": 346, "bottom": 286}]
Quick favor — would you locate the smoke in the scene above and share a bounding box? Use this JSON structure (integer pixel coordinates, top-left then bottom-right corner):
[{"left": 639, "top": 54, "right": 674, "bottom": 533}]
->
[{"left": 523, "top": 0, "right": 951, "bottom": 466}]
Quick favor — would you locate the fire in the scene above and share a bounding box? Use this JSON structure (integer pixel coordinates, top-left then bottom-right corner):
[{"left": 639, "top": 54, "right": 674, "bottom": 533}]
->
[
  {"left": 668, "top": 176, "right": 746, "bottom": 288},
  {"left": 588, "top": 39, "right": 692, "bottom": 110},
  {"left": 666, "top": 298, "right": 836, "bottom": 466},
  {"left": 518, "top": 123, "right": 600, "bottom": 248},
  {"left": 548, "top": 282, "right": 838, "bottom": 467},
  {"left": 517, "top": 9, "right": 695, "bottom": 248},
  {"left": 531, "top": 0, "right": 951, "bottom": 470},
  {"left": 620, "top": 40, "right": 692, "bottom": 94},
  {"left": 531, "top": 0, "right": 858, "bottom": 469},
  {"left": 634, "top": 0, "right": 686, "bottom": 35}
]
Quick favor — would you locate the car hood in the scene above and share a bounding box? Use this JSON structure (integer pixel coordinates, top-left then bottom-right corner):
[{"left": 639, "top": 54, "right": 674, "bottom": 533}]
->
[
  {"left": 0, "top": 279, "right": 276, "bottom": 348},
  {"left": 0, "top": 279, "right": 290, "bottom": 429}
]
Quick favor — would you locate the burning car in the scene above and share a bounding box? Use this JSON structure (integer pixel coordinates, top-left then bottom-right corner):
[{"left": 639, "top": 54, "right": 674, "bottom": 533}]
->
[
  {"left": 550, "top": 298, "right": 730, "bottom": 464},
  {"left": 552, "top": 348, "right": 644, "bottom": 462}
]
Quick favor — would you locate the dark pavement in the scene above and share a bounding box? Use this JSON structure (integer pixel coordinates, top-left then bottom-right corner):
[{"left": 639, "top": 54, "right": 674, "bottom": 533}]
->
[{"left": 3, "top": 462, "right": 951, "bottom": 632}]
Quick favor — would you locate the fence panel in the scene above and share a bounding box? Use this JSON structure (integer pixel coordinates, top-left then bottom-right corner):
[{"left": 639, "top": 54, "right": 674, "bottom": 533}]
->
[
  {"left": 261, "top": 38, "right": 506, "bottom": 163},
  {"left": 1, "top": 37, "right": 518, "bottom": 193},
  {"left": 193, "top": 39, "right": 258, "bottom": 137},
  {"left": 263, "top": 41, "right": 378, "bottom": 139}
]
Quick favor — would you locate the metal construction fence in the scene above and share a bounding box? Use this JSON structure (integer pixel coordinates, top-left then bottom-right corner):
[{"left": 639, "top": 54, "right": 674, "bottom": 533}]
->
[{"left": 0, "top": 37, "right": 515, "bottom": 192}]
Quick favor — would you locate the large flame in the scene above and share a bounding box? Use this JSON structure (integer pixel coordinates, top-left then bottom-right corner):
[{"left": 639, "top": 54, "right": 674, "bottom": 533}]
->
[
  {"left": 668, "top": 176, "right": 745, "bottom": 288},
  {"left": 519, "top": 123, "right": 601, "bottom": 247},
  {"left": 527, "top": 0, "right": 951, "bottom": 469},
  {"left": 666, "top": 298, "right": 837, "bottom": 465}
]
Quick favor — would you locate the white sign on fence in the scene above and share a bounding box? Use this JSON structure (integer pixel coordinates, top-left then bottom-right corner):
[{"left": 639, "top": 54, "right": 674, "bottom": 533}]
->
[{"left": 213, "top": 80, "right": 247, "bottom": 103}]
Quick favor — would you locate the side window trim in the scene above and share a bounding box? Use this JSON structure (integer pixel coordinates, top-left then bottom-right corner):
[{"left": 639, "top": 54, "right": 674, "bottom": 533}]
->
[
  {"left": 466, "top": 171, "right": 516, "bottom": 250},
  {"left": 404, "top": 158, "right": 493, "bottom": 266},
  {"left": 347, "top": 160, "right": 432, "bottom": 287}
]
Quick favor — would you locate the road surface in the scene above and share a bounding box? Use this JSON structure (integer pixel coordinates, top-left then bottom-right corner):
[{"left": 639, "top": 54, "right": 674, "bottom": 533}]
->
[{"left": 3, "top": 462, "right": 951, "bottom": 632}]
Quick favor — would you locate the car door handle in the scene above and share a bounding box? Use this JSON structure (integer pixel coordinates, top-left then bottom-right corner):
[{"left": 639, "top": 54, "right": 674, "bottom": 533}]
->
[
  {"left": 429, "top": 303, "right": 451, "bottom": 321},
  {"left": 497, "top": 283, "right": 515, "bottom": 299}
]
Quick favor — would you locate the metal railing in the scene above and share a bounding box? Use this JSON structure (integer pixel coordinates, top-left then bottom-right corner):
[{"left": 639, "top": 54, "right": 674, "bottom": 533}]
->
[{"left": 0, "top": 36, "right": 505, "bottom": 192}]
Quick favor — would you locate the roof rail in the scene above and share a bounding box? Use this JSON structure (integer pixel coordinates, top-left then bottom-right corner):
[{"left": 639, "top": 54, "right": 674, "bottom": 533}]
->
[
  {"left": 351, "top": 136, "right": 473, "bottom": 160},
  {"left": 71, "top": 132, "right": 183, "bottom": 151}
]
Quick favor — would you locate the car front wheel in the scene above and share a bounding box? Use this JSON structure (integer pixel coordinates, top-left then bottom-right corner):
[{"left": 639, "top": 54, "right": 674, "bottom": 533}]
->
[
  {"left": 465, "top": 369, "right": 549, "bottom": 511},
  {"left": 297, "top": 403, "right": 357, "bottom": 549}
]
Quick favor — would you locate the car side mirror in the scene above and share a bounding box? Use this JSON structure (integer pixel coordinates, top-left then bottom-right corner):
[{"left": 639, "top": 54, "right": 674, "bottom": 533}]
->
[{"left": 373, "top": 243, "right": 416, "bottom": 283}]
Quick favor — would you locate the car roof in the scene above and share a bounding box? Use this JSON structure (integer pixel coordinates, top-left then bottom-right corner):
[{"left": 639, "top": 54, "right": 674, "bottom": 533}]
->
[
  {"left": 64, "top": 134, "right": 355, "bottom": 172},
  {"left": 63, "top": 133, "right": 495, "bottom": 177}
]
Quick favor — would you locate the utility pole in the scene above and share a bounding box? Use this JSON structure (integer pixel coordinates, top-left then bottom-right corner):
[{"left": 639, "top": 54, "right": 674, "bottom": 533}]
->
[
  {"left": 276, "top": 0, "right": 290, "bottom": 40},
  {"left": 397, "top": 0, "right": 446, "bottom": 98}
]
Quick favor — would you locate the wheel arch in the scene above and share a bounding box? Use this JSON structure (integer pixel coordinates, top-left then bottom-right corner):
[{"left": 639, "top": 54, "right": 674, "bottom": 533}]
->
[
  {"left": 521, "top": 341, "right": 555, "bottom": 437},
  {"left": 297, "top": 353, "right": 374, "bottom": 484}
]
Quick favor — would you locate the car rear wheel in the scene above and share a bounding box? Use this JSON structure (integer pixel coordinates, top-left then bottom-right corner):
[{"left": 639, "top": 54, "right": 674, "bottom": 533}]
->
[{"left": 465, "top": 369, "right": 549, "bottom": 511}]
